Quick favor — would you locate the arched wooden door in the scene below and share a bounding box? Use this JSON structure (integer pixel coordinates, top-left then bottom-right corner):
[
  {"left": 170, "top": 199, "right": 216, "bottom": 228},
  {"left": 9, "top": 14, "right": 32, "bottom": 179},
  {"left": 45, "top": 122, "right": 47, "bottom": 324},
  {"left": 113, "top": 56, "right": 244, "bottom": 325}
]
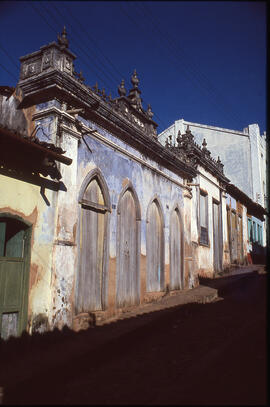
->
[
  {"left": 116, "top": 187, "right": 140, "bottom": 308},
  {"left": 76, "top": 173, "right": 110, "bottom": 313},
  {"left": 170, "top": 207, "right": 183, "bottom": 290},
  {"left": 0, "top": 216, "right": 31, "bottom": 340},
  {"left": 146, "top": 199, "right": 164, "bottom": 292}
]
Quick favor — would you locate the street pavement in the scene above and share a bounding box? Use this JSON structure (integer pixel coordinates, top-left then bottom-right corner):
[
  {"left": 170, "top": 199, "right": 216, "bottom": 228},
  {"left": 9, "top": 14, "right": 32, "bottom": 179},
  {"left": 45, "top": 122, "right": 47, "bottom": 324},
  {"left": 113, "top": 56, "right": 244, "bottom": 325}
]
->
[{"left": 0, "top": 264, "right": 267, "bottom": 405}]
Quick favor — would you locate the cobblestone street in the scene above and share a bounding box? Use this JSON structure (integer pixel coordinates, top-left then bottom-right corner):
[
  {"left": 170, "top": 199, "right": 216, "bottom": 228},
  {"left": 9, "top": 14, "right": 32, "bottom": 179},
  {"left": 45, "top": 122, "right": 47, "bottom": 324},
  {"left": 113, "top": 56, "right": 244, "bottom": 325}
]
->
[{"left": 0, "top": 266, "right": 267, "bottom": 405}]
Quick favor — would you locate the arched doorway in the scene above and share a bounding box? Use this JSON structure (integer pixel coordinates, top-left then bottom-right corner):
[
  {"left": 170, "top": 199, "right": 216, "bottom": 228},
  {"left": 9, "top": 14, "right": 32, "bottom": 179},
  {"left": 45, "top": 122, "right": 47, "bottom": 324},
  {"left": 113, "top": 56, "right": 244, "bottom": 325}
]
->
[
  {"left": 0, "top": 215, "right": 31, "bottom": 340},
  {"left": 76, "top": 169, "right": 111, "bottom": 313},
  {"left": 146, "top": 197, "right": 165, "bottom": 292},
  {"left": 116, "top": 183, "right": 141, "bottom": 308},
  {"left": 169, "top": 206, "right": 183, "bottom": 290}
]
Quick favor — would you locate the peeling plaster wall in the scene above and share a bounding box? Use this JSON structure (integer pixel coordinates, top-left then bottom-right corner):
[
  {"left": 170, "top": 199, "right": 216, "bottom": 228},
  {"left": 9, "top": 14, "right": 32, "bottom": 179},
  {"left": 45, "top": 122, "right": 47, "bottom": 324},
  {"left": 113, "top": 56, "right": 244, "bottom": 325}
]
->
[
  {"left": 195, "top": 166, "right": 225, "bottom": 278},
  {"left": 76, "top": 117, "right": 185, "bottom": 262},
  {"left": 0, "top": 173, "right": 58, "bottom": 333},
  {"left": 75, "top": 118, "right": 188, "bottom": 310},
  {"left": 226, "top": 192, "right": 249, "bottom": 265},
  {"left": 0, "top": 90, "right": 37, "bottom": 137}
]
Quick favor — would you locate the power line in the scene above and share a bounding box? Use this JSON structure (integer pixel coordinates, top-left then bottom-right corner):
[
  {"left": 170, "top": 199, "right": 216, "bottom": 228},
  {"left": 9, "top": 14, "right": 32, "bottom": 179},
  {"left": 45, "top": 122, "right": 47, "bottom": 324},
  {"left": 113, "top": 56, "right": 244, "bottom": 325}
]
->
[
  {"left": 52, "top": 1, "right": 164, "bottom": 130},
  {"left": 63, "top": 3, "right": 127, "bottom": 84},
  {"left": 127, "top": 1, "right": 246, "bottom": 131},
  {"left": 0, "top": 44, "right": 20, "bottom": 71},
  {"left": 140, "top": 1, "right": 249, "bottom": 130},
  {"left": 32, "top": 2, "right": 166, "bottom": 130},
  {"left": 30, "top": 3, "right": 114, "bottom": 93},
  {"left": 48, "top": 3, "right": 121, "bottom": 88},
  {"left": 0, "top": 61, "right": 18, "bottom": 81},
  {"left": 136, "top": 1, "right": 242, "bottom": 128}
]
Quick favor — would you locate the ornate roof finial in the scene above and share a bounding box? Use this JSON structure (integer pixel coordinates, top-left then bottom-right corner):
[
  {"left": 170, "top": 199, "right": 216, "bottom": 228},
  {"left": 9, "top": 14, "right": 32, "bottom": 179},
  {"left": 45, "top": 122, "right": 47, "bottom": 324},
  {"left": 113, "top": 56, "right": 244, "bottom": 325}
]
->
[
  {"left": 217, "top": 155, "right": 221, "bottom": 164},
  {"left": 177, "top": 130, "right": 182, "bottom": 145},
  {"left": 101, "top": 88, "right": 106, "bottom": 99},
  {"left": 202, "top": 138, "right": 207, "bottom": 150},
  {"left": 93, "top": 82, "right": 99, "bottom": 93},
  {"left": 146, "top": 104, "right": 153, "bottom": 119},
  {"left": 128, "top": 69, "right": 142, "bottom": 111},
  {"left": 57, "top": 26, "right": 69, "bottom": 48},
  {"left": 118, "top": 79, "right": 126, "bottom": 97},
  {"left": 131, "top": 69, "right": 139, "bottom": 88},
  {"left": 78, "top": 70, "right": 85, "bottom": 83},
  {"left": 186, "top": 125, "right": 191, "bottom": 135}
]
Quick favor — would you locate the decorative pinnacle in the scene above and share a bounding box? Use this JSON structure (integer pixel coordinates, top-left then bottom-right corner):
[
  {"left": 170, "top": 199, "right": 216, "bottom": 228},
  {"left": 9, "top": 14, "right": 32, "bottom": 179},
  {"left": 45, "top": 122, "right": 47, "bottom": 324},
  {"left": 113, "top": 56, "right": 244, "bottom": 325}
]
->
[
  {"left": 78, "top": 70, "right": 85, "bottom": 83},
  {"left": 217, "top": 156, "right": 221, "bottom": 164},
  {"left": 93, "top": 82, "right": 99, "bottom": 93},
  {"left": 202, "top": 138, "right": 207, "bottom": 150},
  {"left": 177, "top": 130, "right": 181, "bottom": 145},
  {"left": 186, "top": 125, "right": 191, "bottom": 135},
  {"left": 118, "top": 79, "right": 126, "bottom": 97},
  {"left": 57, "top": 26, "right": 69, "bottom": 48},
  {"left": 131, "top": 69, "right": 139, "bottom": 88},
  {"left": 146, "top": 104, "right": 153, "bottom": 119}
]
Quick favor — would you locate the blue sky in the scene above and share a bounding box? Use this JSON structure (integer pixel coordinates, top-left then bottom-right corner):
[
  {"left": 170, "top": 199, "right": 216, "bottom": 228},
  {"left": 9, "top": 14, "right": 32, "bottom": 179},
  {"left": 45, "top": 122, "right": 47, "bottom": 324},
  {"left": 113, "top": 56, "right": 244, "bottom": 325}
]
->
[{"left": 0, "top": 1, "right": 266, "bottom": 134}]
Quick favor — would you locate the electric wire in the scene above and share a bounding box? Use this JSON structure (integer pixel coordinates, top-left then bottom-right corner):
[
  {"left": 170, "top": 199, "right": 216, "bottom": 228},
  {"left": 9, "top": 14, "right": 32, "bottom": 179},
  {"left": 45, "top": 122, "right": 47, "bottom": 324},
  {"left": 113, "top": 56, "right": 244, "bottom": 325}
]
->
[
  {"left": 31, "top": 2, "right": 167, "bottom": 130},
  {"left": 138, "top": 1, "right": 250, "bottom": 130},
  {"left": 30, "top": 2, "right": 115, "bottom": 93},
  {"left": 134, "top": 1, "right": 243, "bottom": 129},
  {"left": 62, "top": 2, "right": 128, "bottom": 84},
  {"left": 47, "top": 2, "right": 121, "bottom": 88},
  {"left": 52, "top": 1, "right": 165, "bottom": 128},
  {"left": 0, "top": 44, "right": 20, "bottom": 71},
  {"left": 123, "top": 1, "right": 246, "bottom": 131},
  {"left": 0, "top": 61, "right": 18, "bottom": 81}
]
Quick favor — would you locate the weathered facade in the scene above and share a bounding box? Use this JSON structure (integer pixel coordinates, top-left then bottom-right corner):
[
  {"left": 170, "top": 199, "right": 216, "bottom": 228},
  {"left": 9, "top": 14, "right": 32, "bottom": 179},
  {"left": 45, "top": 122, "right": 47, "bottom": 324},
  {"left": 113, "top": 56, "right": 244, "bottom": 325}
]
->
[
  {"left": 165, "top": 128, "right": 230, "bottom": 278},
  {"left": 159, "top": 118, "right": 268, "bottom": 264},
  {"left": 1, "top": 30, "right": 266, "bottom": 339},
  {"left": 0, "top": 30, "right": 199, "bottom": 338}
]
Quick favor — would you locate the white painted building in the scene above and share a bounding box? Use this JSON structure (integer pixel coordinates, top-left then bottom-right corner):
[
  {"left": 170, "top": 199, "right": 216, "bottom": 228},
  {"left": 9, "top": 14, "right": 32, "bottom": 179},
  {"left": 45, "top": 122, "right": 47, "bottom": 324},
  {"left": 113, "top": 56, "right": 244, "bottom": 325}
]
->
[{"left": 159, "top": 119, "right": 267, "bottom": 248}]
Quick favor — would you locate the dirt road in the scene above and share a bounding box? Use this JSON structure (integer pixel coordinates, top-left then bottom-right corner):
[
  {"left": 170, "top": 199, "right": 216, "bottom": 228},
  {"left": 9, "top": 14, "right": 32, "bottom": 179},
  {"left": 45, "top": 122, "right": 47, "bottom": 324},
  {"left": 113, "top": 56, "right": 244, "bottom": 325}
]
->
[{"left": 0, "top": 271, "right": 267, "bottom": 405}]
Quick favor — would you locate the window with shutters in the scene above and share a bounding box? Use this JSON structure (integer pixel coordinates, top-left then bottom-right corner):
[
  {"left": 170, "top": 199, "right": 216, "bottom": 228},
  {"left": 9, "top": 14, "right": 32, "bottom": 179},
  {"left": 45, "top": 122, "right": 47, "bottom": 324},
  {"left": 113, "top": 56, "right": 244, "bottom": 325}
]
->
[
  {"left": 247, "top": 218, "right": 252, "bottom": 242},
  {"left": 252, "top": 221, "right": 257, "bottom": 242},
  {"left": 199, "top": 191, "right": 209, "bottom": 245}
]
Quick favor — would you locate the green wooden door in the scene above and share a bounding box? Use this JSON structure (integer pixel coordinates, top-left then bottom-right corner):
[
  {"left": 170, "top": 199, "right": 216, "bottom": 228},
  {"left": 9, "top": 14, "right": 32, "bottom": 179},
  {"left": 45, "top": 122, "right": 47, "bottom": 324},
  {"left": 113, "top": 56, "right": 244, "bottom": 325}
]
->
[{"left": 0, "top": 218, "right": 31, "bottom": 340}]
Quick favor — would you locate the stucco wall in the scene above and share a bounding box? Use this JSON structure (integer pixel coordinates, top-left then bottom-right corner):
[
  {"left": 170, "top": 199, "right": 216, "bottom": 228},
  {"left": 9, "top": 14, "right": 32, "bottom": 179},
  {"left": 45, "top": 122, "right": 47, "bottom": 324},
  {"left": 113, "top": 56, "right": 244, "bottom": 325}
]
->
[
  {"left": 159, "top": 119, "right": 253, "bottom": 199},
  {"left": 0, "top": 173, "right": 58, "bottom": 333}
]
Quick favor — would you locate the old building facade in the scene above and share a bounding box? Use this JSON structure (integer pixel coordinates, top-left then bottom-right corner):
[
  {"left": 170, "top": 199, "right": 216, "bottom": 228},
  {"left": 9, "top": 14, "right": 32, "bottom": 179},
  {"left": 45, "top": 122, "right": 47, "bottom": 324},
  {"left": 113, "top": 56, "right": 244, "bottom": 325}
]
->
[
  {"left": 0, "top": 30, "right": 266, "bottom": 339},
  {"left": 159, "top": 118, "right": 267, "bottom": 264}
]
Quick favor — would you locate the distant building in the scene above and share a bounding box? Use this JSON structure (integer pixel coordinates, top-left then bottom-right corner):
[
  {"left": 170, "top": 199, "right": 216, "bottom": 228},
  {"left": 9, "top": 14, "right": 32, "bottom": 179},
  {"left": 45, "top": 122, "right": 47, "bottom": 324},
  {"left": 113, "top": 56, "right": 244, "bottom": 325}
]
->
[{"left": 158, "top": 119, "right": 267, "bottom": 258}]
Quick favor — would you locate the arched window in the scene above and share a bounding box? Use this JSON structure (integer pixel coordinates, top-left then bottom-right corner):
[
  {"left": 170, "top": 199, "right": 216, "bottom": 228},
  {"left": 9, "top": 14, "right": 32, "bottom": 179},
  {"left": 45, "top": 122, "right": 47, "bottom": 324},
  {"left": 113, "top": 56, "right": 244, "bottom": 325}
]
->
[
  {"left": 76, "top": 169, "right": 110, "bottom": 313},
  {"left": 146, "top": 197, "right": 165, "bottom": 292},
  {"left": 116, "top": 182, "right": 141, "bottom": 308},
  {"left": 169, "top": 205, "right": 184, "bottom": 290},
  {"left": 0, "top": 215, "right": 31, "bottom": 340}
]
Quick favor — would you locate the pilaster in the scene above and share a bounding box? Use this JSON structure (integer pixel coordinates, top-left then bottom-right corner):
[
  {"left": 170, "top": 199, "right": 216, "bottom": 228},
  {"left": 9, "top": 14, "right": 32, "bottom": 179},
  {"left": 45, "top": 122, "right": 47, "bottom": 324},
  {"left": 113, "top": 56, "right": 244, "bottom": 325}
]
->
[{"left": 183, "top": 188, "right": 194, "bottom": 289}]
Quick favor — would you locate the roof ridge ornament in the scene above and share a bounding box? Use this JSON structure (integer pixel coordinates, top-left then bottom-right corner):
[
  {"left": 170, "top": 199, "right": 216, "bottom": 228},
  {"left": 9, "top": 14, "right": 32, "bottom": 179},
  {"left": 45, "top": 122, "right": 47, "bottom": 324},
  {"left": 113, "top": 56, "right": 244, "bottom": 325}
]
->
[
  {"left": 118, "top": 79, "right": 126, "bottom": 97},
  {"left": 57, "top": 26, "right": 69, "bottom": 49},
  {"left": 146, "top": 104, "right": 153, "bottom": 119},
  {"left": 202, "top": 138, "right": 207, "bottom": 151},
  {"left": 131, "top": 69, "right": 139, "bottom": 88},
  {"left": 128, "top": 69, "right": 143, "bottom": 111}
]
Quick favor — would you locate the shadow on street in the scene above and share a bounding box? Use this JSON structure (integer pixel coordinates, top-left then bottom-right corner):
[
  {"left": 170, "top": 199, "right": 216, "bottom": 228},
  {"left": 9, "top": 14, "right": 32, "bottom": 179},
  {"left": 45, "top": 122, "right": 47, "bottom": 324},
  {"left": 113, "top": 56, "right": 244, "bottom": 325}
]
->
[{"left": 0, "top": 272, "right": 267, "bottom": 405}]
